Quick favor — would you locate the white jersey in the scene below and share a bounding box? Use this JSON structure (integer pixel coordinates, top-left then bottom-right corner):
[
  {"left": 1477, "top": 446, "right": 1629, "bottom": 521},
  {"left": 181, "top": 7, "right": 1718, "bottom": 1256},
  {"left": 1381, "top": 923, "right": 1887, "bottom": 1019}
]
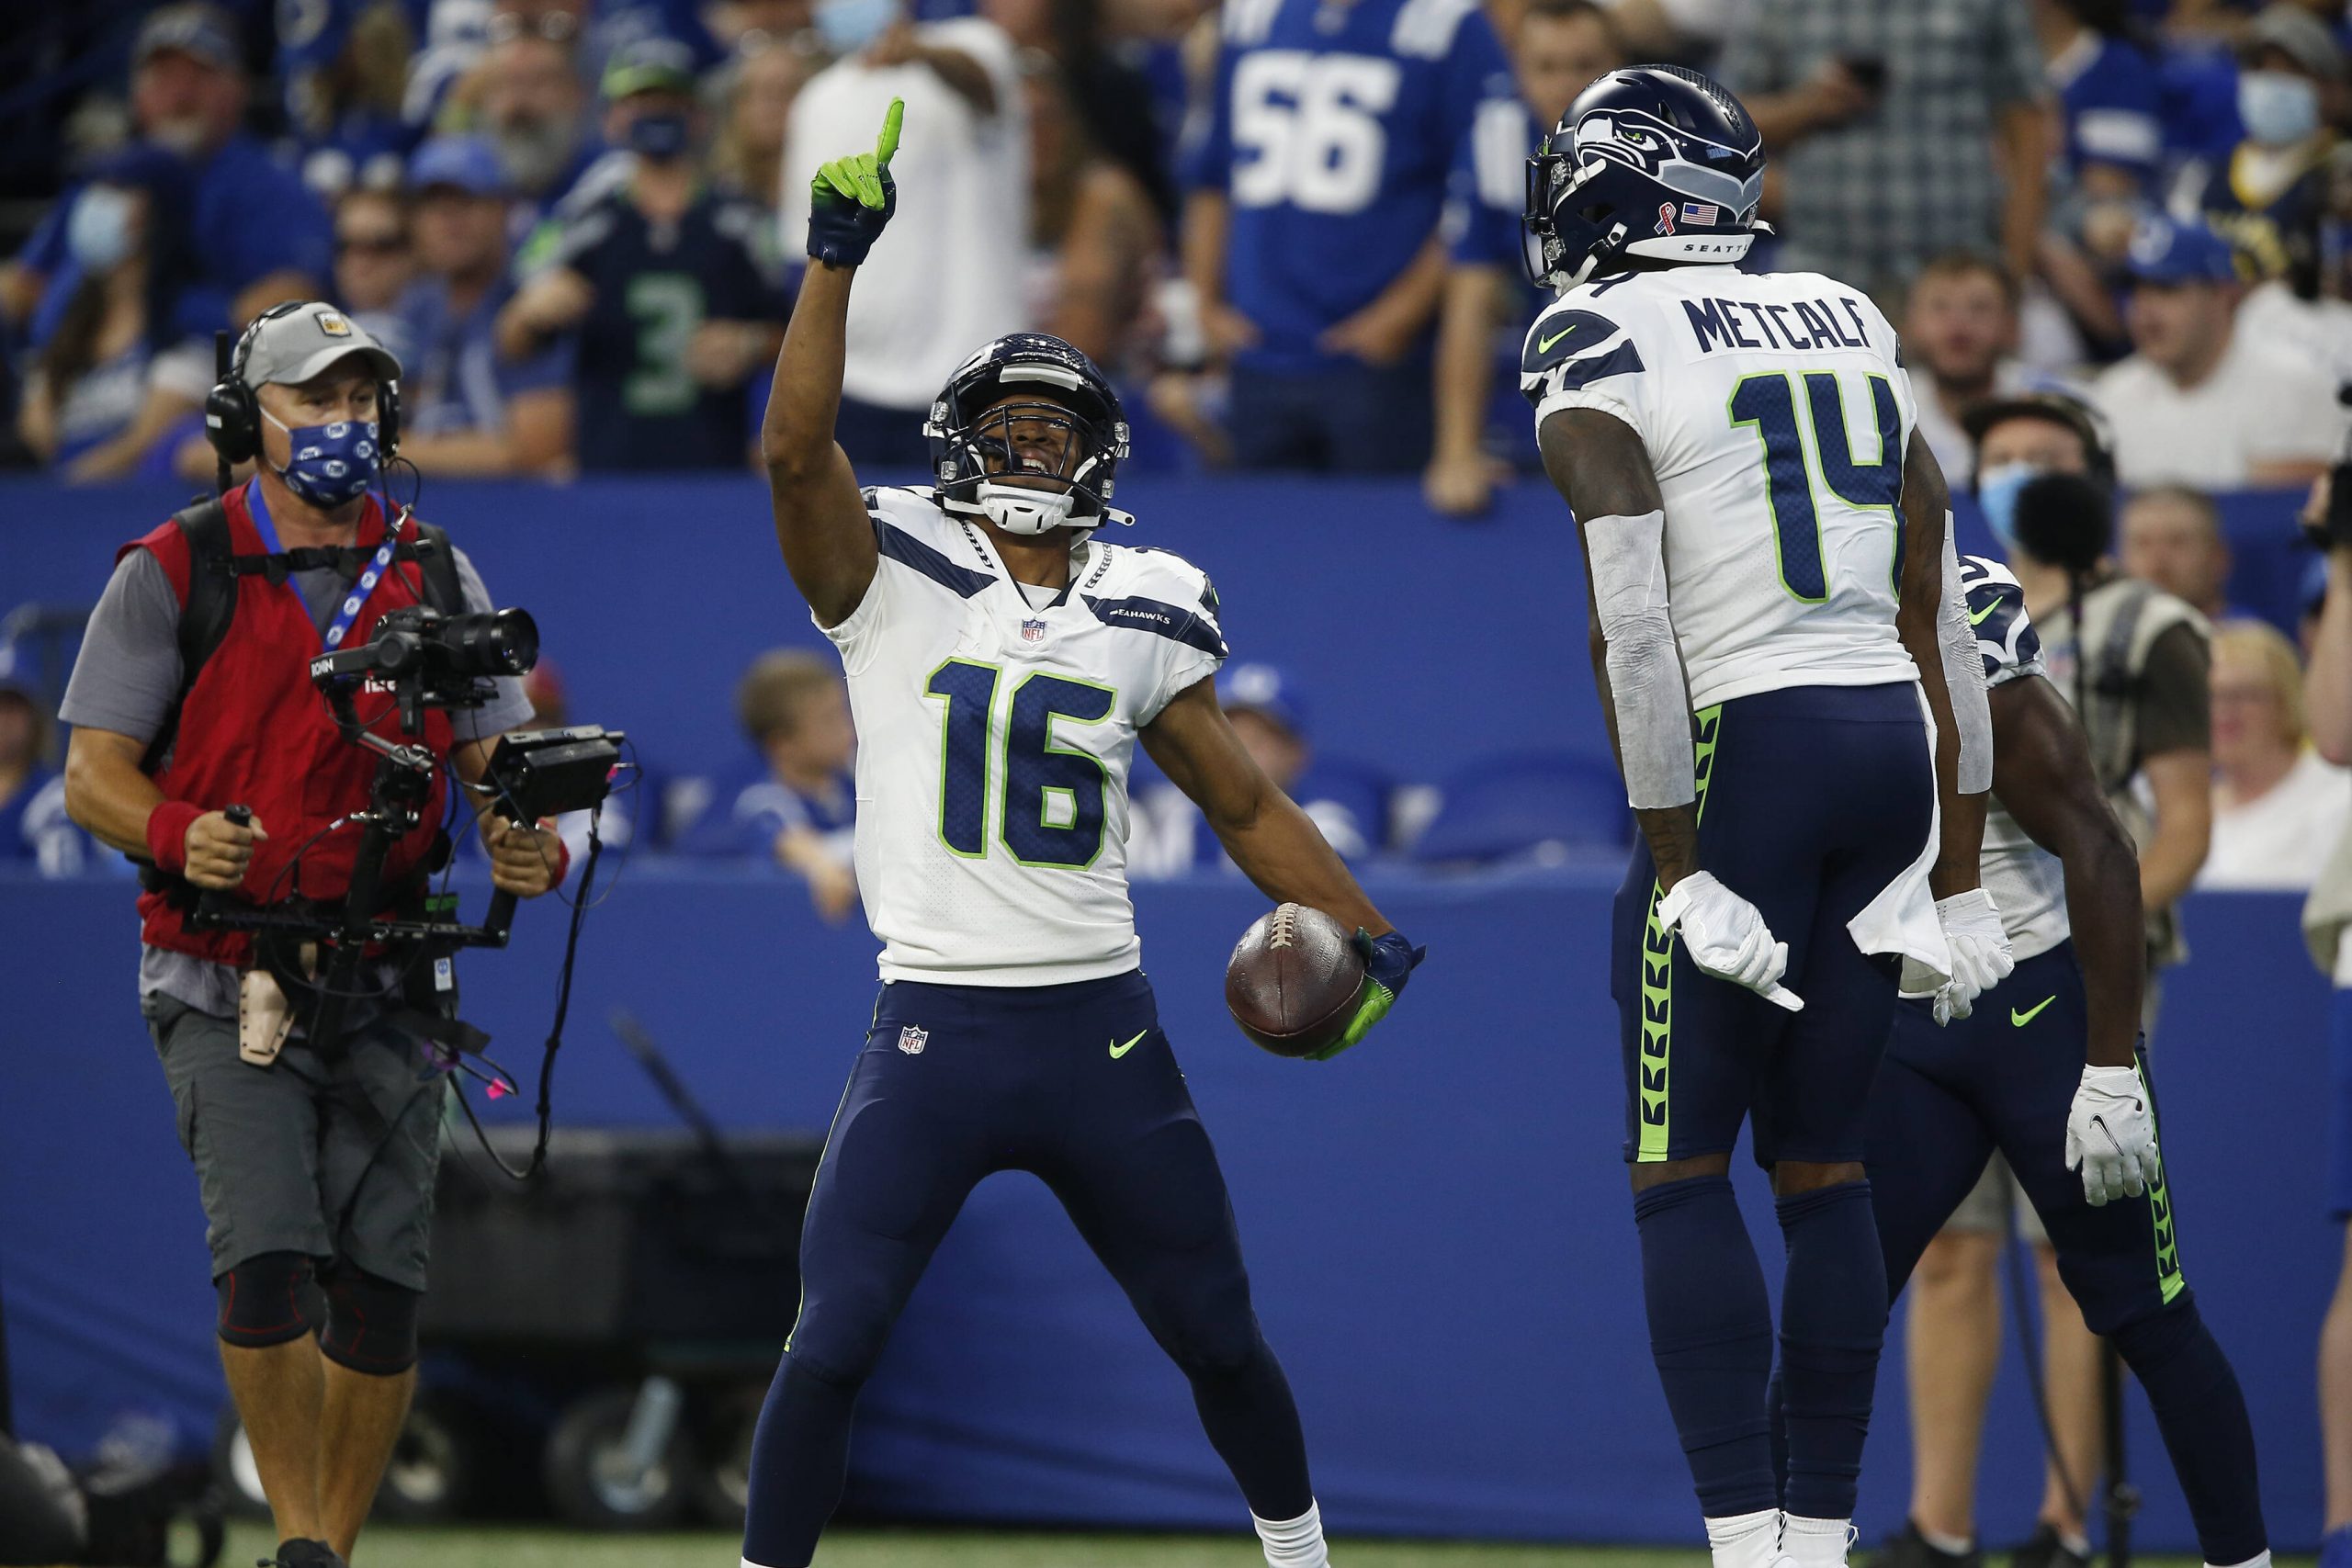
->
[
  {"left": 1962, "top": 556, "right": 2071, "bottom": 964},
  {"left": 820, "top": 487, "right": 1226, "bottom": 986},
  {"left": 1522, "top": 265, "right": 1923, "bottom": 709}
]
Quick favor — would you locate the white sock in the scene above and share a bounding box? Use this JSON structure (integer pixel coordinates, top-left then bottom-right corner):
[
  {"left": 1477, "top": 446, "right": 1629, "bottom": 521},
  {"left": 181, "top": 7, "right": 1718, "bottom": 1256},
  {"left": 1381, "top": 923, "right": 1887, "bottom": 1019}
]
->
[
  {"left": 2210, "top": 1554, "right": 2272, "bottom": 1568},
  {"left": 1706, "top": 1508, "right": 1782, "bottom": 1568},
  {"left": 2058, "top": 1531, "right": 2093, "bottom": 1561},
  {"left": 1784, "top": 1515, "right": 1858, "bottom": 1568},
  {"left": 1918, "top": 1527, "right": 1975, "bottom": 1557},
  {"left": 1253, "top": 1500, "right": 1329, "bottom": 1568}
]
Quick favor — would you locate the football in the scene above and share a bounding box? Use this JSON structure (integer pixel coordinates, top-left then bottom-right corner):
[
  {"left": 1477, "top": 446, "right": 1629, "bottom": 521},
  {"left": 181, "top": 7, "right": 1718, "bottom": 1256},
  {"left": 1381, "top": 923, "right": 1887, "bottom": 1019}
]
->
[{"left": 1225, "top": 903, "right": 1368, "bottom": 1058}]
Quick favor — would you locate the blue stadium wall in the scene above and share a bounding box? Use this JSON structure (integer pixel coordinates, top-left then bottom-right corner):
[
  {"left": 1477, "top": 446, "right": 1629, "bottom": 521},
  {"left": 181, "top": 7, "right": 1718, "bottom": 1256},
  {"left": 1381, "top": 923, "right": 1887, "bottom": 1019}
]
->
[{"left": 0, "top": 478, "right": 2334, "bottom": 1549}]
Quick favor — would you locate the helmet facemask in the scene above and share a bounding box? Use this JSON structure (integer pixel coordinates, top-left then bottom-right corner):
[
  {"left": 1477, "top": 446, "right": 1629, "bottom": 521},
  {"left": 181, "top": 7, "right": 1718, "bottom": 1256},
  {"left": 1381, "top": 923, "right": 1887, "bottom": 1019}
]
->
[{"left": 928, "top": 361, "right": 1130, "bottom": 536}]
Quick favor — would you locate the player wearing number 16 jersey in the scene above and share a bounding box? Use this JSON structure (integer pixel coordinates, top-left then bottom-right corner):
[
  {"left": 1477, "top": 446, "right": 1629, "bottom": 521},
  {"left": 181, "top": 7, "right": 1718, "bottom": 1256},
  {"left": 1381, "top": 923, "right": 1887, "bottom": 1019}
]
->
[
  {"left": 1521, "top": 67, "right": 2008, "bottom": 1568},
  {"left": 738, "top": 102, "right": 1424, "bottom": 1568}
]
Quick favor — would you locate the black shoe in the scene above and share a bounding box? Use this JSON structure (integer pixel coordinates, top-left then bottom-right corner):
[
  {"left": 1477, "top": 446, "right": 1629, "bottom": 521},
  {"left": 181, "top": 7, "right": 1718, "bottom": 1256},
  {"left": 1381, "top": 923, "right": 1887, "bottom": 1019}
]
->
[
  {"left": 2009, "top": 1525, "right": 2092, "bottom": 1568},
  {"left": 262, "top": 1539, "right": 348, "bottom": 1568},
  {"left": 1865, "top": 1520, "right": 1983, "bottom": 1568}
]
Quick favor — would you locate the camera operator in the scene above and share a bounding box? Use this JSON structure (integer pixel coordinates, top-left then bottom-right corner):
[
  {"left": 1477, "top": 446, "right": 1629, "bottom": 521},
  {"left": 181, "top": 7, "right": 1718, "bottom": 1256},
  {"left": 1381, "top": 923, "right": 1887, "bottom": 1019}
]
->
[{"left": 56, "top": 301, "right": 564, "bottom": 1568}]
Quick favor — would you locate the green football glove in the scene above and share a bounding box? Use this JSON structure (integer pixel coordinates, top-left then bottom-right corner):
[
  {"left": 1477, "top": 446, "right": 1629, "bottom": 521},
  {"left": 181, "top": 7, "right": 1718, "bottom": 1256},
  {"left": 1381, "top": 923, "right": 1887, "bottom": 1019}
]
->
[
  {"left": 1307, "top": 929, "right": 1426, "bottom": 1061},
  {"left": 807, "top": 97, "right": 902, "bottom": 268}
]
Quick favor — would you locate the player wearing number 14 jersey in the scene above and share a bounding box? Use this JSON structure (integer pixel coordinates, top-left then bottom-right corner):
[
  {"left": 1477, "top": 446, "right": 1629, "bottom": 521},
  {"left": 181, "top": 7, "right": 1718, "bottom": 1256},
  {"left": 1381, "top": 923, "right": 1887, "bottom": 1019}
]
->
[
  {"left": 737, "top": 102, "right": 1424, "bottom": 1568},
  {"left": 1521, "top": 67, "right": 2010, "bottom": 1568}
]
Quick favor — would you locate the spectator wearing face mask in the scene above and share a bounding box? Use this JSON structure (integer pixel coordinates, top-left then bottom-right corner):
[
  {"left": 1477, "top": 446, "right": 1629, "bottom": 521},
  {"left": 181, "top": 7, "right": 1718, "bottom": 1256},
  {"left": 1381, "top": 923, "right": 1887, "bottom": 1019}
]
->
[
  {"left": 2091, "top": 214, "right": 2343, "bottom": 488},
  {"left": 2120, "top": 482, "right": 2238, "bottom": 622},
  {"left": 2199, "top": 6, "right": 2343, "bottom": 304},
  {"left": 15, "top": 150, "right": 210, "bottom": 483},
  {"left": 501, "top": 39, "right": 789, "bottom": 469},
  {"left": 1902, "top": 252, "right": 2031, "bottom": 479},
  {"left": 1, "top": 5, "right": 333, "bottom": 345},
  {"left": 2200, "top": 617, "right": 2351, "bottom": 889}
]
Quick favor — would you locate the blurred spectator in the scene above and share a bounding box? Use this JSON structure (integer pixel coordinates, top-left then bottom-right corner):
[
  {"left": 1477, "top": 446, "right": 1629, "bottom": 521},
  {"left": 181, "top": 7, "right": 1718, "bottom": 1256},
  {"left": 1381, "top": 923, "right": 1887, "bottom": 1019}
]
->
[
  {"left": 2120, "top": 483, "right": 2236, "bottom": 618},
  {"left": 282, "top": 0, "right": 420, "bottom": 197},
  {"left": 14, "top": 152, "right": 209, "bottom": 483},
  {"left": 777, "top": 6, "right": 1029, "bottom": 468},
  {"left": 981, "top": 0, "right": 1178, "bottom": 224},
  {"left": 1428, "top": 0, "right": 1623, "bottom": 515},
  {"left": 2201, "top": 617, "right": 2350, "bottom": 887},
  {"left": 1025, "top": 55, "right": 1163, "bottom": 367},
  {"left": 332, "top": 187, "right": 417, "bottom": 324},
  {"left": 1903, "top": 253, "right": 2031, "bottom": 479},
  {"left": 1132, "top": 663, "right": 1385, "bottom": 875},
  {"left": 450, "top": 26, "right": 604, "bottom": 225},
  {"left": 0, "top": 673, "right": 99, "bottom": 877},
  {"left": 2092, "top": 214, "right": 2343, "bottom": 486},
  {"left": 710, "top": 39, "right": 814, "bottom": 207},
  {"left": 1177, "top": 0, "right": 1521, "bottom": 473},
  {"left": 501, "top": 40, "right": 787, "bottom": 469},
  {"left": 2196, "top": 6, "right": 2343, "bottom": 299},
  {"left": 1590, "top": 0, "right": 1750, "bottom": 59},
  {"left": 675, "top": 650, "right": 859, "bottom": 921},
  {"left": 2, "top": 5, "right": 333, "bottom": 345},
  {"left": 1721, "top": 0, "right": 2052, "bottom": 300},
  {"left": 391, "top": 135, "right": 575, "bottom": 477},
  {"left": 708, "top": 0, "right": 819, "bottom": 49},
  {"left": 2040, "top": 0, "right": 2164, "bottom": 201}
]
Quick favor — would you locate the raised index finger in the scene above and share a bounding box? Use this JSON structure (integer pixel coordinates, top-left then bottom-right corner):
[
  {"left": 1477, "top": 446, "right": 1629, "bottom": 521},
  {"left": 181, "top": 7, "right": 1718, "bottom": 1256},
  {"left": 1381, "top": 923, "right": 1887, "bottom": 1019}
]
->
[{"left": 876, "top": 96, "right": 904, "bottom": 170}]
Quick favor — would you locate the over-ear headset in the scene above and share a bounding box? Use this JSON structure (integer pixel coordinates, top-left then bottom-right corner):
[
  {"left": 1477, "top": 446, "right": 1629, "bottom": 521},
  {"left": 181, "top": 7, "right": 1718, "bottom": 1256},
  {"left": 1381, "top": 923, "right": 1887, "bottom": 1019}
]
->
[{"left": 204, "top": 300, "right": 402, "bottom": 466}]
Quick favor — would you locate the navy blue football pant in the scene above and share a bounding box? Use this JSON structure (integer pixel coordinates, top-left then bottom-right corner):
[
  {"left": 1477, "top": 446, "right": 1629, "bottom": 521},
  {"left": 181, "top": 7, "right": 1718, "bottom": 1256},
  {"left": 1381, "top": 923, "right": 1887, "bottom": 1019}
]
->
[
  {"left": 1612, "top": 682, "right": 1934, "bottom": 1522},
  {"left": 1860, "top": 944, "right": 2266, "bottom": 1565},
  {"left": 741, "top": 971, "right": 1311, "bottom": 1568}
]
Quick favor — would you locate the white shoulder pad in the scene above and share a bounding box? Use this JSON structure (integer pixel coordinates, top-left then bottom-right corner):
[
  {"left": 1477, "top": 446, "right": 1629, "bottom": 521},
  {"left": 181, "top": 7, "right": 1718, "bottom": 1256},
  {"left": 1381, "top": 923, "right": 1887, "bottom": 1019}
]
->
[
  {"left": 1078, "top": 542, "right": 1228, "bottom": 660},
  {"left": 1958, "top": 554, "right": 2044, "bottom": 688},
  {"left": 1519, "top": 298, "right": 1645, "bottom": 412}
]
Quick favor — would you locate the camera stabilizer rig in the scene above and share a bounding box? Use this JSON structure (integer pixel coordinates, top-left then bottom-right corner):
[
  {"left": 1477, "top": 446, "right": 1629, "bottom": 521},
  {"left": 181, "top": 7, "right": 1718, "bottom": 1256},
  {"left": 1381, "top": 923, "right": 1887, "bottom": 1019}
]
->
[{"left": 187, "top": 597, "right": 624, "bottom": 1175}]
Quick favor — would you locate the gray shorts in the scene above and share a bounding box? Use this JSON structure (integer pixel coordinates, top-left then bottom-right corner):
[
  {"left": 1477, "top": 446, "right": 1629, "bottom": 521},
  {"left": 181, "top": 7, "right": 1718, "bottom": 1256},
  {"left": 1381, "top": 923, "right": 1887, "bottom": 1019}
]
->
[{"left": 143, "top": 994, "right": 448, "bottom": 1290}]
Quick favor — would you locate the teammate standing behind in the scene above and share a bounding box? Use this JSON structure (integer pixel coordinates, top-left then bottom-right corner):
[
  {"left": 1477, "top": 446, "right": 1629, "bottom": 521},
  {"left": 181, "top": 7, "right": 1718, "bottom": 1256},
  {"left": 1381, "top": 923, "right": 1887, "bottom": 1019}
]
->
[
  {"left": 740, "top": 101, "right": 1424, "bottom": 1568},
  {"left": 1521, "top": 67, "right": 2006, "bottom": 1568},
  {"left": 1851, "top": 551, "right": 2269, "bottom": 1568}
]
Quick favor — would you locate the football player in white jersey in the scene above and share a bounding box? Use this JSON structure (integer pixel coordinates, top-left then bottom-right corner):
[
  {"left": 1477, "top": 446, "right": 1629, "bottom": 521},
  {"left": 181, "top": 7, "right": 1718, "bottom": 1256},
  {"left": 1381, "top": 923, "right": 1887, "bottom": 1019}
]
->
[
  {"left": 1849, "top": 553, "right": 2268, "bottom": 1568},
  {"left": 1518, "top": 66, "right": 2008, "bottom": 1568},
  {"left": 736, "top": 102, "right": 1424, "bottom": 1568}
]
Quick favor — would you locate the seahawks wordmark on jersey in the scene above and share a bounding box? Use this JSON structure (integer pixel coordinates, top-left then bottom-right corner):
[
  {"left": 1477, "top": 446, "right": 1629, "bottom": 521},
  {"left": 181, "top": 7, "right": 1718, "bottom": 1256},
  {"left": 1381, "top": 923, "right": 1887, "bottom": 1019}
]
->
[
  {"left": 1521, "top": 265, "right": 1924, "bottom": 710},
  {"left": 1962, "top": 554, "right": 2071, "bottom": 964},
  {"left": 821, "top": 488, "right": 1226, "bottom": 986}
]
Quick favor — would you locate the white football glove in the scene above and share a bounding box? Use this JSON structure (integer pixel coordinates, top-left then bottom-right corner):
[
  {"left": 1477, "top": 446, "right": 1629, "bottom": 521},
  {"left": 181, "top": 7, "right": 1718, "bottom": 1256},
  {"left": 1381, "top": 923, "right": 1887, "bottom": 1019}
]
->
[
  {"left": 1930, "top": 888, "right": 2014, "bottom": 1023},
  {"left": 1656, "top": 871, "right": 1804, "bottom": 1011},
  {"left": 2065, "top": 1065, "right": 2159, "bottom": 1206}
]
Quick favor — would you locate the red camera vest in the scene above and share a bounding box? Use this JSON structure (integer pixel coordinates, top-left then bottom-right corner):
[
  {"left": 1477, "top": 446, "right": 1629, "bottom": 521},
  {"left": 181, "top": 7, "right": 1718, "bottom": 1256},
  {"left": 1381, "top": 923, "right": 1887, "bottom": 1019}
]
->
[{"left": 123, "top": 485, "right": 455, "bottom": 965}]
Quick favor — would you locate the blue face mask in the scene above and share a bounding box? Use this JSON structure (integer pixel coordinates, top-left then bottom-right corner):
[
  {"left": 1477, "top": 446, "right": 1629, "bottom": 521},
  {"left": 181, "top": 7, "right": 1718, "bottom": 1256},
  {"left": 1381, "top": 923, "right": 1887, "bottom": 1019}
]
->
[
  {"left": 815, "top": 0, "right": 896, "bottom": 56},
  {"left": 2238, "top": 70, "right": 2320, "bottom": 147},
  {"left": 67, "top": 185, "right": 137, "bottom": 272},
  {"left": 628, "top": 111, "right": 693, "bottom": 162},
  {"left": 265, "top": 411, "right": 381, "bottom": 510},
  {"left": 1975, "top": 460, "right": 2039, "bottom": 551}
]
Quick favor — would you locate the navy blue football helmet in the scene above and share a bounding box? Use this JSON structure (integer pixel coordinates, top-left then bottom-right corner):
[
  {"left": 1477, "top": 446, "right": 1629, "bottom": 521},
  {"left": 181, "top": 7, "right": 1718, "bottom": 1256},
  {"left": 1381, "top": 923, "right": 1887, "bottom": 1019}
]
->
[
  {"left": 924, "top": 333, "right": 1131, "bottom": 535},
  {"left": 1522, "top": 65, "right": 1767, "bottom": 290}
]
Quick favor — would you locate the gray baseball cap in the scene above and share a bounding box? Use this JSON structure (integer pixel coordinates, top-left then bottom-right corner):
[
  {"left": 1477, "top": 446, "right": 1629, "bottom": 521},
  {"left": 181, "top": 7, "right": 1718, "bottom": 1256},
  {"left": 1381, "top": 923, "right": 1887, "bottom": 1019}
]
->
[{"left": 240, "top": 301, "right": 403, "bottom": 388}]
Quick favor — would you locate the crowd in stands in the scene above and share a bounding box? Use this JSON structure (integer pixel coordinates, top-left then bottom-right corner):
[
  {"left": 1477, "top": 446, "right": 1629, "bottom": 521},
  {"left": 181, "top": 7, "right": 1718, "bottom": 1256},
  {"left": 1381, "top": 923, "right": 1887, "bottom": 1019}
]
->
[{"left": 7, "top": 0, "right": 2352, "bottom": 908}]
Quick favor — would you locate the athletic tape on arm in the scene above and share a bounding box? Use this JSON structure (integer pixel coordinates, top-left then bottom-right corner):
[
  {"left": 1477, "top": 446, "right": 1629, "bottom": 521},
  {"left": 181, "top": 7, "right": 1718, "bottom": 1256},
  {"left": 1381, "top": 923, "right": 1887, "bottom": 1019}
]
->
[
  {"left": 1938, "top": 520, "right": 1994, "bottom": 795},
  {"left": 1587, "top": 510, "right": 1696, "bottom": 809}
]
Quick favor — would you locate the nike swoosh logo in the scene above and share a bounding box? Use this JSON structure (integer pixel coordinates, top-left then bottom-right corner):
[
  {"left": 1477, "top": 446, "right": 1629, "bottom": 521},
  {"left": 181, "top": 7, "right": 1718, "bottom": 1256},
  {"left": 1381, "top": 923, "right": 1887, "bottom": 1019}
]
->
[
  {"left": 1110, "top": 1030, "right": 1148, "bottom": 1059},
  {"left": 1969, "top": 599, "right": 2002, "bottom": 626},
  {"left": 2011, "top": 996, "right": 2055, "bottom": 1027},
  {"left": 1537, "top": 325, "right": 1580, "bottom": 355}
]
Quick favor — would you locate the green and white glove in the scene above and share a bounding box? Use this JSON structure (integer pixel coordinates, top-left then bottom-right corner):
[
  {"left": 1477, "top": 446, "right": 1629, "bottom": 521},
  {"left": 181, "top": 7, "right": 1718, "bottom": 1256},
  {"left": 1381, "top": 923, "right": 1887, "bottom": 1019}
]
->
[
  {"left": 807, "top": 97, "right": 902, "bottom": 268},
  {"left": 1308, "top": 929, "right": 1427, "bottom": 1062}
]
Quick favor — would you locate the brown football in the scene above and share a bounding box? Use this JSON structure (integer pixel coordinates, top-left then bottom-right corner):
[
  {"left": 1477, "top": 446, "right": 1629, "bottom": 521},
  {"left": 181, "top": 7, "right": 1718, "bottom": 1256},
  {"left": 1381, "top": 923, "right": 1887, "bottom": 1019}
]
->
[{"left": 1225, "top": 903, "right": 1368, "bottom": 1058}]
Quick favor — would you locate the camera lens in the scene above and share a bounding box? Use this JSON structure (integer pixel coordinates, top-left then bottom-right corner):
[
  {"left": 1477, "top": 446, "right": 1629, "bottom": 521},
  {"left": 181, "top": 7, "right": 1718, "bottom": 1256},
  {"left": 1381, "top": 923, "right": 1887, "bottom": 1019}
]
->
[{"left": 435, "top": 609, "right": 538, "bottom": 677}]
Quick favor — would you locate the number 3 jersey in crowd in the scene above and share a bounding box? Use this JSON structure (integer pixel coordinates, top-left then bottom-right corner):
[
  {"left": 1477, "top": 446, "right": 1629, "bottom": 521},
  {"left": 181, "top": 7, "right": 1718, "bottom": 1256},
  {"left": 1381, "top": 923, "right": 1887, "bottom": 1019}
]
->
[
  {"left": 1521, "top": 264, "right": 1924, "bottom": 710},
  {"left": 1181, "top": 0, "right": 1519, "bottom": 370},
  {"left": 820, "top": 488, "right": 1227, "bottom": 986}
]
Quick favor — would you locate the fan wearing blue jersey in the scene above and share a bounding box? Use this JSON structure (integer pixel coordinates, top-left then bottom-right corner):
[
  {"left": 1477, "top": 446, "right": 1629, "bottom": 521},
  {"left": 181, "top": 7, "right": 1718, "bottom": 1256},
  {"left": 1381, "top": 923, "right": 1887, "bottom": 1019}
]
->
[
  {"left": 739, "top": 102, "right": 1425, "bottom": 1568},
  {"left": 1832, "top": 556, "right": 2270, "bottom": 1568},
  {"left": 1521, "top": 67, "right": 2007, "bottom": 1568},
  {"left": 1178, "top": 0, "right": 1521, "bottom": 472}
]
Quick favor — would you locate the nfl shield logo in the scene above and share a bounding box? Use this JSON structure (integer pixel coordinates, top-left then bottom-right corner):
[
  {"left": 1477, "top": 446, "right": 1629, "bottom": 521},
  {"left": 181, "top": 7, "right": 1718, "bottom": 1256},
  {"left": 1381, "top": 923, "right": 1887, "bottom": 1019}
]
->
[
  {"left": 1020, "top": 618, "right": 1047, "bottom": 644},
  {"left": 898, "top": 1025, "right": 928, "bottom": 1055}
]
